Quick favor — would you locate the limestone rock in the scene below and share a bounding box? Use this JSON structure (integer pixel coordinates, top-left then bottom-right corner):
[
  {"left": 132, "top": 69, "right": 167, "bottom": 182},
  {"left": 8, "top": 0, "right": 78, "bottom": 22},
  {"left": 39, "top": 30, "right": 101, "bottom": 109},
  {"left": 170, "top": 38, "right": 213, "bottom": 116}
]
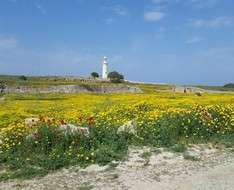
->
[
  {"left": 117, "top": 120, "right": 137, "bottom": 135},
  {"left": 59, "top": 124, "right": 90, "bottom": 137},
  {"left": 25, "top": 118, "right": 40, "bottom": 128}
]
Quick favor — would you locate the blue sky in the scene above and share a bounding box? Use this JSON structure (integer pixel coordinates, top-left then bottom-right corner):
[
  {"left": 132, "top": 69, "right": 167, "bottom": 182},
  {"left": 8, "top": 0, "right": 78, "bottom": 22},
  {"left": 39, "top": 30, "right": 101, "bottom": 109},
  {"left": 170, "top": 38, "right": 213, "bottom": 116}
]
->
[{"left": 0, "top": 0, "right": 234, "bottom": 85}]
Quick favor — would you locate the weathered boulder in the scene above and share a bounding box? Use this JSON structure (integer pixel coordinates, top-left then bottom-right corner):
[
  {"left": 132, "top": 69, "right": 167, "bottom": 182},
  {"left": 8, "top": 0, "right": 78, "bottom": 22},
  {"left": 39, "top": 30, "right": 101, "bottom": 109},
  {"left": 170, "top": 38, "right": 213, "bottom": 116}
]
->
[
  {"left": 25, "top": 118, "right": 40, "bottom": 128},
  {"left": 117, "top": 120, "right": 137, "bottom": 135},
  {"left": 195, "top": 91, "right": 203, "bottom": 96},
  {"left": 59, "top": 124, "right": 90, "bottom": 137}
]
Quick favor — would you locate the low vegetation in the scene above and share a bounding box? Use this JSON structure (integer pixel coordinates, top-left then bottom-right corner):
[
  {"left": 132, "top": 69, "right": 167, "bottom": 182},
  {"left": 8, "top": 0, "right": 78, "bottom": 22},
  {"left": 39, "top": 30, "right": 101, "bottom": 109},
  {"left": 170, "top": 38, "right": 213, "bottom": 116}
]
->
[
  {"left": 0, "top": 92, "right": 234, "bottom": 180},
  {"left": 0, "top": 75, "right": 122, "bottom": 87},
  {"left": 0, "top": 81, "right": 6, "bottom": 94},
  {"left": 224, "top": 83, "right": 234, "bottom": 88},
  {"left": 198, "top": 84, "right": 234, "bottom": 92}
]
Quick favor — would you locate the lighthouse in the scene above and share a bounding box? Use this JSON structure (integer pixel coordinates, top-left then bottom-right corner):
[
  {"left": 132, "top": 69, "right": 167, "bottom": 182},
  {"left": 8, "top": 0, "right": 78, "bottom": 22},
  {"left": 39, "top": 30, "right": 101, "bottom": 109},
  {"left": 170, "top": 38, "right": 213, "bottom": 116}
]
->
[{"left": 102, "top": 56, "right": 108, "bottom": 79}]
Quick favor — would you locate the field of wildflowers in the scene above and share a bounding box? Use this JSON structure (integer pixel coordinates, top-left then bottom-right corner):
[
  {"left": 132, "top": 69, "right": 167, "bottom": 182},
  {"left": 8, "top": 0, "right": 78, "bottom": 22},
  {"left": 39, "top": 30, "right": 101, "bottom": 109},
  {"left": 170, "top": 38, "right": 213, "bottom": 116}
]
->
[{"left": 0, "top": 92, "right": 234, "bottom": 180}]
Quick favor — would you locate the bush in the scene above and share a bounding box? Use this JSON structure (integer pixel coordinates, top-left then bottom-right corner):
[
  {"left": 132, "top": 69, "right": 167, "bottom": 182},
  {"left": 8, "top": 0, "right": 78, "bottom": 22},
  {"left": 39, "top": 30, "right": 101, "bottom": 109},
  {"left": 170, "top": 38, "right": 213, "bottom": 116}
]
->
[
  {"left": 135, "top": 107, "right": 223, "bottom": 147},
  {"left": 108, "top": 71, "right": 124, "bottom": 83},
  {"left": 0, "top": 81, "right": 6, "bottom": 93}
]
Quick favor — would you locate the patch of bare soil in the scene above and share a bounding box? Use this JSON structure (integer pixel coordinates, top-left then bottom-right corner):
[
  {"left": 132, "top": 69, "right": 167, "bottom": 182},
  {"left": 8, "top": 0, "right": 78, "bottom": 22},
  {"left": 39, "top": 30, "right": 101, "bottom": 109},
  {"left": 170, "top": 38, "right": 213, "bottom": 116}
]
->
[{"left": 1, "top": 144, "right": 234, "bottom": 190}]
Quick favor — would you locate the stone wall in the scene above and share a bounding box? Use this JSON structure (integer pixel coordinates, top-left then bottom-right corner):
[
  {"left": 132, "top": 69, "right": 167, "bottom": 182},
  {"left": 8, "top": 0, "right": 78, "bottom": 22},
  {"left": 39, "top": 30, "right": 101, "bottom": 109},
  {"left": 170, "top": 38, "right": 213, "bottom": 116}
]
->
[{"left": 3, "top": 85, "right": 142, "bottom": 94}]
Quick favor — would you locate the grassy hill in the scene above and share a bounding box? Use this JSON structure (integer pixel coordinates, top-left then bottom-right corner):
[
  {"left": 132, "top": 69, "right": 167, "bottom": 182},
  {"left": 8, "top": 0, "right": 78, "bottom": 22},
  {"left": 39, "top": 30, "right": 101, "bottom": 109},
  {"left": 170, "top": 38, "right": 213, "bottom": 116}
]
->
[
  {"left": 1, "top": 75, "right": 234, "bottom": 93},
  {"left": 196, "top": 85, "right": 234, "bottom": 92},
  {"left": 0, "top": 75, "right": 173, "bottom": 93},
  {"left": 0, "top": 75, "right": 109, "bottom": 87}
]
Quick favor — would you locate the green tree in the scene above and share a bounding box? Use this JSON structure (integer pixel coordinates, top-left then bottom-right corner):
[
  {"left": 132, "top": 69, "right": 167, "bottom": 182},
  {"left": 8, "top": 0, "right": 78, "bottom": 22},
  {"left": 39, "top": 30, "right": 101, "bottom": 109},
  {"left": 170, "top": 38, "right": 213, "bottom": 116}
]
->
[
  {"left": 19, "top": 75, "right": 27, "bottom": 81},
  {"left": 108, "top": 71, "right": 124, "bottom": 83},
  {"left": 91, "top": 72, "right": 99, "bottom": 79}
]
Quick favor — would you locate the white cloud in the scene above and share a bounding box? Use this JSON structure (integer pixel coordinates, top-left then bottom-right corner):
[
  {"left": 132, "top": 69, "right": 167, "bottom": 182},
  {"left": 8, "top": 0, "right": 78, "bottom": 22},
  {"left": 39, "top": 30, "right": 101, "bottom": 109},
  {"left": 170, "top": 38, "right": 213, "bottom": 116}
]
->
[
  {"left": 152, "top": 0, "right": 168, "bottom": 4},
  {"left": 0, "top": 37, "right": 102, "bottom": 76},
  {"left": 101, "top": 5, "right": 127, "bottom": 24},
  {"left": 151, "top": 0, "right": 220, "bottom": 8},
  {"left": 0, "top": 36, "right": 18, "bottom": 49},
  {"left": 112, "top": 5, "right": 127, "bottom": 16},
  {"left": 144, "top": 11, "right": 165, "bottom": 21},
  {"left": 35, "top": 3, "right": 47, "bottom": 15},
  {"left": 185, "top": 36, "right": 204, "bottom": 44},
  {"left": 150, "top": 0, "right": 170, "bottom": 11},
  {"left": 101, "top": 5, "right": 128, "bottom": 17},
  {"left": 189, "top": 0, "right": 220, "bottom": 8},
  {"left": 190, "top": 17, "right": 234, "bottom": 28},
  {"left": 152, "top": 0, "right": 181, "bottom": 5}
]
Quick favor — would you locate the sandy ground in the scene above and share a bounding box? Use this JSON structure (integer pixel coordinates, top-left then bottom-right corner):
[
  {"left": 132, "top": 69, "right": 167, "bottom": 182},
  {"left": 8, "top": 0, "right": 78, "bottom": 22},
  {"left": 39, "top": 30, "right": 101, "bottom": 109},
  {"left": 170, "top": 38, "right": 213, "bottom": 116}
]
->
[
  {"left": 166, "top": 163, "right": 234, "bottom": 190},
  {"left": 0, "top": 145, "right": 234, "bottom": 190}
]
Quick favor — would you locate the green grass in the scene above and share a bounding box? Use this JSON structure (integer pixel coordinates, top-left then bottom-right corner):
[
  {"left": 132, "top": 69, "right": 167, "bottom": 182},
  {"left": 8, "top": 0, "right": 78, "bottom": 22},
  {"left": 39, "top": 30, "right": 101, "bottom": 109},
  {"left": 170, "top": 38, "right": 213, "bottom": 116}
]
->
[
  {"left": 1, "top": 111, "right": 233, "bottom": 181},
  {"left": 140, "top": 151, "right": 152, "bottom": 159},
  {"left": 140, "top": 151, "right": 152, "bottom": 166},
  {"left": 78, "top": 185, "right": 93, "bottom": 190},
  {"left": 0, "top": 123, "right": 130, "bottom": 180},
  {"left": 133, "top": 83, "right": 172, "bottom": 93},
  {"left": 183, "top": 154, "right": 200, "bottom": 161},
  {"left": 0, "top": 75, "right": 111, "bottom": 87},
  {"left": 170, "top": 144, "right": 187, "bottom": 153}
]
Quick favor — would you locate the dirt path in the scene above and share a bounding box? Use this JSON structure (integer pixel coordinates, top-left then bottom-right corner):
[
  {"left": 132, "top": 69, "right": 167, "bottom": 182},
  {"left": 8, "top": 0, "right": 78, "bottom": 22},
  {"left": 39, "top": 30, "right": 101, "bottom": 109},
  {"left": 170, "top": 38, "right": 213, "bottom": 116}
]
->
[
  {"left": 173, "top": 163, "right": 234, "bottom": 190},
  {"left": 0, "top": 145, "right": 234, "bottom": 190},
  {"left": 132, "top": 162, "right": 234, "bottom": 190}
]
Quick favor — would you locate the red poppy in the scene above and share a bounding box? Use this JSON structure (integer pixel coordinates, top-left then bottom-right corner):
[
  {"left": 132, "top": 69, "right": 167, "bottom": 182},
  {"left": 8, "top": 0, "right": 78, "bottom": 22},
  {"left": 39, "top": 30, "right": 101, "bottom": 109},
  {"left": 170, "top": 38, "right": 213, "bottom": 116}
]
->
[
  {"left": 33, "top": 130, "right": 40, "bottom": 141},
  {"left": 79, "top": 128, "right": 85, "bottom": 136},
  {"left": 87, "top": 116, "right": 95, "bottom": 126},
  {"left": 79, "top": 116, "right": 83, "bottom": 123},
  {"left": 39, "top": 115, "right": 44, "bottom": 121},
  {"left": 60, "top": 120, "right": 67, "bottom": 125},
  {"left": 47, "top": 119, "right": 52, "bottom": 125}
]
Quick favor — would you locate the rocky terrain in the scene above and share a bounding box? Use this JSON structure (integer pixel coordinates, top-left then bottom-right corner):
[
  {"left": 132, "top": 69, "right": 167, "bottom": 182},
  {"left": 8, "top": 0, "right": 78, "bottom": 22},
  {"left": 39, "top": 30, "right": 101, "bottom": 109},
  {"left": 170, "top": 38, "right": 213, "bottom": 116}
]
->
[{"left": 1, "top": 144, "right": 234, "bottom": 190}]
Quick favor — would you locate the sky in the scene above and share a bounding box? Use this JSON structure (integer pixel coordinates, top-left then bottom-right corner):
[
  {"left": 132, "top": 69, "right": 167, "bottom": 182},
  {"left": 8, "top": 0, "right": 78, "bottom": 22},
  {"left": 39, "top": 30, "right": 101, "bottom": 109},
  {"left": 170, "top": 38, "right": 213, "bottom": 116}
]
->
[{"left": 0, "top": 0, "right": 234, "bottom": 85}]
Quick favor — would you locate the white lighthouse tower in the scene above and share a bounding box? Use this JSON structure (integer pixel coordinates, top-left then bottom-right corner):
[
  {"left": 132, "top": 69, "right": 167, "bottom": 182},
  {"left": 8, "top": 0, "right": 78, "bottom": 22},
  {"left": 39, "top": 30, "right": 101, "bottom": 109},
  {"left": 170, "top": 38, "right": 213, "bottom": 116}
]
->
[{"left": 102, "top": 56, "right": 108, "bottom": 79}]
